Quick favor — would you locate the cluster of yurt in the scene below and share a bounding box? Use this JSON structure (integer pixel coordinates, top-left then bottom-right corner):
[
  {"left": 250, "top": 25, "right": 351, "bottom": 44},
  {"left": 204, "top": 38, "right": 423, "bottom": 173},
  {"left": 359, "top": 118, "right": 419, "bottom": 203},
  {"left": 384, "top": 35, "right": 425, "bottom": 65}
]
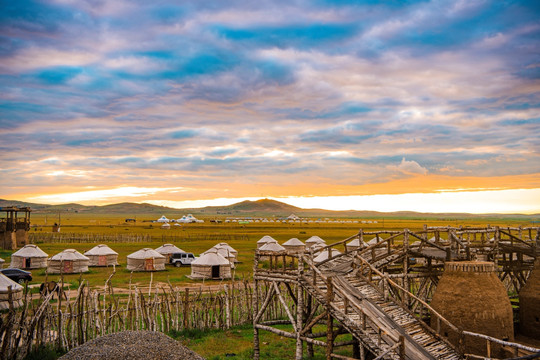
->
[
  {"left": 10, "top": 244, "right": 48, "bottom": 269},
  {"left": 47, "top": 249, "right": 90, "bottom": 274},
  {"left": 84, "top": 244, "right": 119, "bottom": 267},
  {"left": 189, "top": 249, "right": 232, "bottom": 280},
  {"left": 127, "top": 248, "right": 165, "bottom": 272},
  {"left": 257, "top": 235, "right": 278, "bottom": 249},
  {"left": 155, "top": 243, "right": 184, "bottom": 262},
  {"left": 0, "top": 273, "right": 23, "bottom": 310}
]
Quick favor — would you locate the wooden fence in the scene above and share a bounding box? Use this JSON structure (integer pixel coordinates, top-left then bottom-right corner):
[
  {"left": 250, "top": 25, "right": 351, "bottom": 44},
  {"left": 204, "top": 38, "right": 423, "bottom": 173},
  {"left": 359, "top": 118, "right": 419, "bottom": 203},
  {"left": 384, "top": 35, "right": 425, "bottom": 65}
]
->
[
  {"left": 29, "top": 232, "right": 250, "bottom": 244},
  {"left": 0, "top": 276, "right": 289, "bottom": 360}
]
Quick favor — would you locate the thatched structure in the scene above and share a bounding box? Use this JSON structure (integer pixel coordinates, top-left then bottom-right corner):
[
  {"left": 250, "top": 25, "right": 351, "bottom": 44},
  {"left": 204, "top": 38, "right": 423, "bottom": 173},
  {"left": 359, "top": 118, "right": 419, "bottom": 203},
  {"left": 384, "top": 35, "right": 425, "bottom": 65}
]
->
[
  {"left": 305, "top": 236, "right": 325, "bottom": 249},
  {"left": 84, "top": 244, "right": 119, "bottom": 267},
  {"left": 430, "top": 261, "right": 513, "bottom": 357},
  {"left": 155, "top": 244, "right": 184, "bottom": 262},
  {"left": 215, "top": 242, "right": 238, "bottom": 258},
  {"left": 48, "top": 249, "right": 90, "bottom": 274},
  {"left": 519, "top": 258, "right": 540, "bottom": 339},
  {"left": 10, "top": 244, "right": 48, "bottom": 269},
  {"left": 0, "top": 273, "right": 23, "bottom": 310},
  {"left": 189, "top": 250, "right": 231, "bottom": 279},
  {"left": 282, "top": 238, "right": 305, "bottom": 253},
  {"left": 127, "top": 248, "right": 166, "bottom": 272},
  {"left": 257, "top": 235, "right": 277, "bottom": 249}
]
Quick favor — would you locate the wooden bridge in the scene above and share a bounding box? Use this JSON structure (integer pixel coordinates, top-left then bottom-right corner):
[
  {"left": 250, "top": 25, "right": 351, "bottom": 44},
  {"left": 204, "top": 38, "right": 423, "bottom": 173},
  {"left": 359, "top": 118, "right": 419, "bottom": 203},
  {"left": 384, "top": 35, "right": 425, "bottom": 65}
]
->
[{"left": 253, "top": 226, "right": 540, "bottom": 359}]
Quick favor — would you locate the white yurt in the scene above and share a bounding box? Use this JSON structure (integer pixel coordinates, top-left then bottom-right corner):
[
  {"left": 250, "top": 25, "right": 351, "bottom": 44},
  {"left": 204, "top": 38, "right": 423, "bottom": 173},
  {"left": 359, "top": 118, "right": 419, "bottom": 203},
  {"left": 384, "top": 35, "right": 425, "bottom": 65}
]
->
[
  {"left": 189, "top": 250, "right": 232, "bottom": 280},
  {"left": 127, "top": 248, "right": 166, "bottom": 272},
  {"left": 213, "top": 247, "right": 236, "bottom": 268},
  {"left": 161, "top": 223, "right": 171, "bottom": 229},
  {"left": 305, "top": 236, "right": 326, "bottom": 249},
  {"left": 48, "top": 249, "right": 90, "bottom": 274},
  {"left": 0, "top": 273, "right": 23, "bottom": 310},
  {"left": 346, "top": 238, "right": 364, "bottom": 252},
  {"left": 0, "top": 258, "right": 4, "bottom": 268},
  {"left": 10, "top": 244, "right": 48, "bottom": 269},
  {"left": 283, "top": 238, "right": 305, "bottom": 253},
  {"left": 259, "top": 242, "right": 286, "bottom": 253},
  {"left": 84, "top": 244, "right": 119, "bottom": 267},
  {"left": 215, "top": 243, "right": 238, "bottom": 258},
  {"left": 314, "top": 249, "right": 341, "bottom": 263},
  {"left": 257, "top": 235, "right": 277, "bottom": 249},
  {"left": 155, "top": 244, "right": 184, "bottom": 262}
]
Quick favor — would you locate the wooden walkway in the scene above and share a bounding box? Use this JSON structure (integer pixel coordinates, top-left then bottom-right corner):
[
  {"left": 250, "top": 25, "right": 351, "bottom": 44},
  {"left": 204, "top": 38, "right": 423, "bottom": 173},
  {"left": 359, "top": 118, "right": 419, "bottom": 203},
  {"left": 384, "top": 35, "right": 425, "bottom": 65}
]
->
[{"left": 253, "top": 225, "right": 540, "bottom": 360}]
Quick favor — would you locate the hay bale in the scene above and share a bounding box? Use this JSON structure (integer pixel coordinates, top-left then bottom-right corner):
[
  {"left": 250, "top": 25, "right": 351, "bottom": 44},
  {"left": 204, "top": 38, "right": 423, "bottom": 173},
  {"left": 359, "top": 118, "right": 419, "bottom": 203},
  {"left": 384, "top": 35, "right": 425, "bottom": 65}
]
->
[
  {"left": 59, "top": 330, "right": 205, "bottom": 360},
  {"left": 430, "top": 261, "right": 513, "bottom": 358},
  {"left": 519, "top": 258, "right": 540, "bottom": 339}
]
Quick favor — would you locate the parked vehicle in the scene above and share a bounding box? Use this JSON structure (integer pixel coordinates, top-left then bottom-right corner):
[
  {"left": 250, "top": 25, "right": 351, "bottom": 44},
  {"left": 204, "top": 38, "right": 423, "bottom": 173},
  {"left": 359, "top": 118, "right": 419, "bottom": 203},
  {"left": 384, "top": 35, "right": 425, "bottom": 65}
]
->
[
  {"left": 1, "top": 268, "right": 32, "bottom": 284},
  {"left": 170, "top": 252, "right": 196, "bottom": 267}
]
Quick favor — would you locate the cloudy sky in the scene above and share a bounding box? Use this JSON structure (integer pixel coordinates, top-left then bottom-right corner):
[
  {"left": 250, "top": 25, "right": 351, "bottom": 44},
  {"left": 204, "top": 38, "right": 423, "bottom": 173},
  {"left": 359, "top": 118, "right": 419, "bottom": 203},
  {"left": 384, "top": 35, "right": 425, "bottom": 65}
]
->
[{"left": 1, "top": 0, "right": 539, "bottom": 213}]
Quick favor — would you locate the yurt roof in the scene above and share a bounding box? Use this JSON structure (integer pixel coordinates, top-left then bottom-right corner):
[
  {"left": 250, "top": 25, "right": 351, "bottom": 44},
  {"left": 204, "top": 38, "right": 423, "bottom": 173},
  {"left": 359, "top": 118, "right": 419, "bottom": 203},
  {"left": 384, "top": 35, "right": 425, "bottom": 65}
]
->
[
  {"left": 305, "top": 236, "right": 326, "bottom": 244},
  {"left": 155, "top": 244, "right": 184, "bottom": 254},
  {"left": 0, "top": 273, "right": 23, "bottom": 292},
  {"left": 50, "top": 249, "right": 89, "bottom": 261},
  {"left": 257, "top": 235, "right": 277, "bottom": 245},
  {"left": 283, "top": 238, "right": 304, "bottom": 246},
  {"left": 346, "top": 238, "right": 363, "bottom": 247},
  {"left": 314, "top": 249, "right": 342, "bottom": 262},
  {"left": 192, "top": 250, "right": 230, "bottom": 266},
  {"left": 216, "top": 242, "right": 237, "bottom": 253},
  {"left": 214, "top": 247, "right": 235, "bottom": 259},
  {"left": 0, "top": 258, "right": 5, "bottom": 264},
  {"left": 128, "top": 248, "right": 165, "bottom": 259},
  {"left": 259, "top": 242, "right": 286, "bottom": 252},
  {"left": 12, "top": 244, "right": 48, "bottom": 258},
  {"left": 84, "top": 244, "right": 118, "bottom": 256}
]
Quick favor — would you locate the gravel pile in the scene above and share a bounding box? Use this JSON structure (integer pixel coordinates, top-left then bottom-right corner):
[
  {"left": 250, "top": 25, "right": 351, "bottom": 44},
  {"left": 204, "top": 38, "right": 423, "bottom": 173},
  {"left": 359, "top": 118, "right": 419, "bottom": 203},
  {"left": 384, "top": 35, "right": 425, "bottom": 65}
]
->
[{"left": 59, "top": 331, "right": 205, "bottom": 360}]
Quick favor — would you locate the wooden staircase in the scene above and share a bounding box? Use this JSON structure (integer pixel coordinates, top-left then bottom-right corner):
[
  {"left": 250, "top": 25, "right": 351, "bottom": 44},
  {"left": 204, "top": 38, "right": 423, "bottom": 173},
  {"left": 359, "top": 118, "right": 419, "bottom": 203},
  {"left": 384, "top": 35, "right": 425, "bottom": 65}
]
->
[{"left": 300, "top": 260, "right": 462, "bottom": 360}]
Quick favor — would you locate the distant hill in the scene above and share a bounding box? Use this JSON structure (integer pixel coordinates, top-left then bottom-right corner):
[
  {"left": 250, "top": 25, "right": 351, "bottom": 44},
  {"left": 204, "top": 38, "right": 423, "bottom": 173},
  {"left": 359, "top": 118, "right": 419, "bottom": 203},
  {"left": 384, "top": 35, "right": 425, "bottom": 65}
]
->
[{"left": 1, "top": 198, "right": 538, "bottom": 220}]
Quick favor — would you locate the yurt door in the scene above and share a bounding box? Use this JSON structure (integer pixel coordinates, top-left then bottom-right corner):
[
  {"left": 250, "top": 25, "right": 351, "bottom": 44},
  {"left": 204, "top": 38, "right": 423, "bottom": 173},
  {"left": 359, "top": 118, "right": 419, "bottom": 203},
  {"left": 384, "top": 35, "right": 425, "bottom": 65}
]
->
[
  {"left": 98, "top": 255, "right": 107, "bottom": 266},
  {"left": 63, "top": 260, "right": 73, "bottom": 273},
  {"left": 145, "top": 258, "right": 154, "bottom": 271},
  {"left": 24, "top": 257, "right": 31, "bottom": 268},
  {"left": 211, "top": 265, "right": 220, "bottom": 278}
]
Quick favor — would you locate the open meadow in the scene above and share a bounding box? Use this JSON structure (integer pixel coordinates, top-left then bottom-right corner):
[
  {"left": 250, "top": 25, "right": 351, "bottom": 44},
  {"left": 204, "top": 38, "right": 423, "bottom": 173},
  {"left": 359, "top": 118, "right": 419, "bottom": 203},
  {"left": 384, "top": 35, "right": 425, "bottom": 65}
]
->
[
  {"left": 2, "top": 212, "right": 534, "bottom": 290},
  {"left": 3, "top": 213, "right": 537, "bottom": 360}
]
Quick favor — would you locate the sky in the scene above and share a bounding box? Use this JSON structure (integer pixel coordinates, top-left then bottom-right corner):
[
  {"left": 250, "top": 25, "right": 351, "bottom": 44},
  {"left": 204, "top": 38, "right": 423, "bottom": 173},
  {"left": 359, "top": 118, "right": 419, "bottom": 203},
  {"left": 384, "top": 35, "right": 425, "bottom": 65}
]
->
[{"left": 1, "top": 0, "right": 539, "bottom": 214}]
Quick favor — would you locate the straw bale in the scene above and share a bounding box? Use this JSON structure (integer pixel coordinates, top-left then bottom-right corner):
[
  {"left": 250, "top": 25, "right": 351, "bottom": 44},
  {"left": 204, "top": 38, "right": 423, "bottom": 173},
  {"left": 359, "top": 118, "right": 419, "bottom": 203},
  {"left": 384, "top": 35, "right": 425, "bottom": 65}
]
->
[
  {"left": 519, "top": 258, "right": 540, "bottom": 339},
  {"left": 430, "top": 261, "right": 513, "bottom": 357}
]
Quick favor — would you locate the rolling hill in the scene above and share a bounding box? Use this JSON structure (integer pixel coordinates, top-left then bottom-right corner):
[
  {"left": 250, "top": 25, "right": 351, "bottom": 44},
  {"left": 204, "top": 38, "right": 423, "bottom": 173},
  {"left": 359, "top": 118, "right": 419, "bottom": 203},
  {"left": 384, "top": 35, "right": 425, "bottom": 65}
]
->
[{"left": 0, "top": 198, "right": 538, "bottom": 220}]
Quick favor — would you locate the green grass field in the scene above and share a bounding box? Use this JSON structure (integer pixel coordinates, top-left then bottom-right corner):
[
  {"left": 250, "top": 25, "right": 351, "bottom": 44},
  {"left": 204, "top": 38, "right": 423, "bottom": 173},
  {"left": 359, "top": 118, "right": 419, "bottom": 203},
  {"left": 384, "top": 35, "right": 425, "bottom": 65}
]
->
[
  {"left": 7, "top": 214, "right": 535, "bottom": 360},
  {"left": 2, "top": 213, "right": 534, "bottom": 289}
]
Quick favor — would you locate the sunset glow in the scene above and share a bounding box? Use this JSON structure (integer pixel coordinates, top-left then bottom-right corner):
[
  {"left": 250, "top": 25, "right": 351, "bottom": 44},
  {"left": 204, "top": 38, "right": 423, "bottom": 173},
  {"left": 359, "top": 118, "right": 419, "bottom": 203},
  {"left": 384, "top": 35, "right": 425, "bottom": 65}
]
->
[{"left": 1, "top": 1, "right": 539, "bottom": 214}]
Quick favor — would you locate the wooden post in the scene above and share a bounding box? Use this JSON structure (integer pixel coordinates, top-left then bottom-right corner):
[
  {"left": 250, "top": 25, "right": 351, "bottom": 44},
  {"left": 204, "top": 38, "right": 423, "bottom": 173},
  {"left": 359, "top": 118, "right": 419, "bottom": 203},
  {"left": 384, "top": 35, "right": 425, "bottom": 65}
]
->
[
  {"left": 295, "top": 255, "right": 304, "bottom": 360},
  {"left": 183, "top": 288, "right": 189, "bottom": 329},
  {"left": 326, "top": 277, "right": 334, "bottom": 360},
  {"left": 253, "top": 254, "right": 260, "bottom": 360}
]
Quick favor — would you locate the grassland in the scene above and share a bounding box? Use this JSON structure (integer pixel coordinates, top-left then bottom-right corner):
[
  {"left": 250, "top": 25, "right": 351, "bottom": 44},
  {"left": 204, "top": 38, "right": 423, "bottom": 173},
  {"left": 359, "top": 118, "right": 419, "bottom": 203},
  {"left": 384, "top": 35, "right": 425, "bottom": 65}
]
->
[
  {"left": 3, "top": 213, "right": 535, "bottom": 290},
  {"left": 7, "top": 213, "right": 536, "bottom": 360}
]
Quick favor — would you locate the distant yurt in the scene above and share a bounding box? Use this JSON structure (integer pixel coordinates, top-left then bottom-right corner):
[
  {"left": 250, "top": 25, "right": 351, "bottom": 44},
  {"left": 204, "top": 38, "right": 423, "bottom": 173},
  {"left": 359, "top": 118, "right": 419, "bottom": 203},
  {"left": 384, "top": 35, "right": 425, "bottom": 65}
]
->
[
  {"left": 283, "top": 238, "right": 305, "bottom": 253},
  {"left": 257, "top": 235, "right": 277, "bottom": 249},
  {"left": 314, "top": 249, "right": 341, "bottom": 263},
  {"left": 189, "top": 250, "right": 231, "bottom": 280},
  {"left": 0, "top": 273, "right": 23, "bottom": 310},
  {"left": 155, "top": 244, "right": 184, "bottom": 262},
  {"left": 519, "top": 258, "right": 540, "bottom": 339},
  {"left": 84, "top": 244, "right": 119, "bottom": 267},
  {"left": 161, "top": 223, "right": 171, "bottom": 229},
  {"left": 10, "top": 244, "right": 48, "bottom": 269},
  {"left": 127, "top": 248, "right": 166, "bottom": 272},
  {"left": 305, "top": 236, "right": 326, "bottom": 249},
  {"left": 48, "top": 249, "right": 90, "bottom": 274},
  {"left": 430, "top": 261, "right": 513, "bottom": 357},
  {"left": 346, "top": 238, "right": 364, "bottom": 251},
  {"left": 259, "top": 242, "right": 286, "bottom": 253}
]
